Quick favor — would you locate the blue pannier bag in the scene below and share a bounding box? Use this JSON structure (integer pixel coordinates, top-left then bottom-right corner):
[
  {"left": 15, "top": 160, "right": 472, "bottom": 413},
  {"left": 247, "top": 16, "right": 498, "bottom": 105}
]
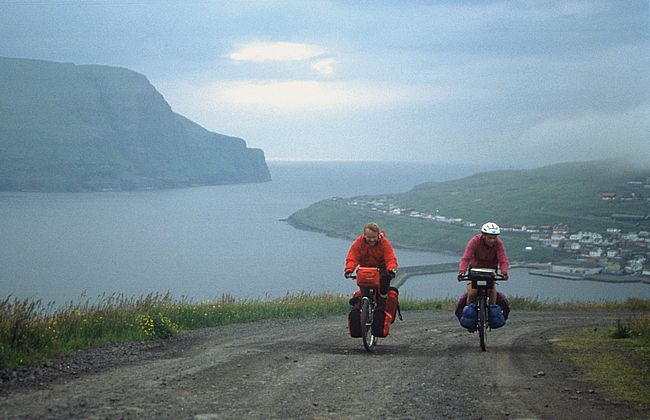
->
[
  {"left": 460, "top": 304, "right": 477, "bottom": 330},
  {"left": 488, "top": 304, "right": 506, "bottom": 329}
]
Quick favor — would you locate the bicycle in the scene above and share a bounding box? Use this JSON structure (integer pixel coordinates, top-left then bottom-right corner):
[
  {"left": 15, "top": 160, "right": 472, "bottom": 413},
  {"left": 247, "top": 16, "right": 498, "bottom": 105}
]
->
[
  {"left": 349, "top": 267, "right": 381, "bottom": 352},
  {"left": 458, "top": 267, "right": 506, "bottom": 352}
]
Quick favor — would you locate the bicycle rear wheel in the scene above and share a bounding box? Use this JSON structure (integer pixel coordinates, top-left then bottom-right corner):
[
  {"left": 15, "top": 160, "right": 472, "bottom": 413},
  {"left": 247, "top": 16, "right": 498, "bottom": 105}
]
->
[
  {"left": 478, "top": 298, "right": 487, "bottom": 352},
  {"left": 360, "top": 298, "right": 377, "bottom": 352}
]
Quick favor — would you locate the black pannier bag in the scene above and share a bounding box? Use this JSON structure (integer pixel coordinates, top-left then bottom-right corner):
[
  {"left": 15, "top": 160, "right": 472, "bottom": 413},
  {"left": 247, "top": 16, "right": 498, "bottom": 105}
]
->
[{"left": 348, "top": 290, "right": 363, "bottom": 337}]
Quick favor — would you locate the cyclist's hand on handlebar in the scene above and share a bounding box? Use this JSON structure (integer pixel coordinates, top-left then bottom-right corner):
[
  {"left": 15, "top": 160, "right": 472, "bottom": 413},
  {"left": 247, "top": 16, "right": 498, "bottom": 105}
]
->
[
  {"left": 344, "top": 270, "right": 352, "bottom": 279},
  {"left": 457, "top": 272, "right": 465, "bottom": 281},
  {"left": 502, "top": 272, "right": 509, "bottom": 280},
  {"left": 389, "top": 269, "right": 397, "bottom": 279}
]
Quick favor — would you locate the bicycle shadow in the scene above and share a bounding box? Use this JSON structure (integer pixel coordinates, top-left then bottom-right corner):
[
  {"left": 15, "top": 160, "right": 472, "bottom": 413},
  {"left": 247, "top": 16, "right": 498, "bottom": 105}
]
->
[
  {"left": 277, "top": 335, "right": 527, "bottom": 359},
  {"left": 275, "top": 336, "right": 412, "bottom": 356},
  {"left": 285, "top": 337, "right": 445, "bottom": 358}
]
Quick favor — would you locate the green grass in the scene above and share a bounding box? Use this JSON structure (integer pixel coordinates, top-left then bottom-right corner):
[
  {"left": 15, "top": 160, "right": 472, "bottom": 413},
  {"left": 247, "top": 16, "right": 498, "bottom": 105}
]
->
[
  {"left": 551, "top": 312, "right": 650, "bottom": 405},
  {"left": 0, "top": 292, "right": 353, "bottom": 369},
  {"left": 0, "top": 293, "right": 460, "bottom": 370},
  {"left": 506, "top": 296, "right": 650, "bottom": 312},
  {"left": 2, "top": 293, "right": 649, "bottom": 371},
  {"left": 394, "top": 160, "right": 650, "bottom": 232}
]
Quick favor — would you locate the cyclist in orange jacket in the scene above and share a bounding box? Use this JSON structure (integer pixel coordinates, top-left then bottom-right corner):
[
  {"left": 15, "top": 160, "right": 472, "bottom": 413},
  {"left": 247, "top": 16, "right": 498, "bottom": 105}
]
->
[{"left": 344, "top": 222, "right": 398, "bottom": 304}]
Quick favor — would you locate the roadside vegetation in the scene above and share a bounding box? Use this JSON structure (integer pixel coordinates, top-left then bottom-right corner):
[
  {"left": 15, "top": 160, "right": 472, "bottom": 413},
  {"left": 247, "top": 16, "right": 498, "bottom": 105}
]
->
[
  {"left": 551, "top": 310, "right": 650, "bottom": 405},
  {"left": 1, "top": 293, "right": 647, "bottom": 365},
  {"left": 0, "top": 292, "right": 350, "bottom": 369}
]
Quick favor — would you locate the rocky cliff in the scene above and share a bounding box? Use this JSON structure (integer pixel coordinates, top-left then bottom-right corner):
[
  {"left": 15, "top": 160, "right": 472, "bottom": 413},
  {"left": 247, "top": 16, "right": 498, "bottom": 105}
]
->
[{"left": 0, "top": 57, "right": 271, "bottom": 191}]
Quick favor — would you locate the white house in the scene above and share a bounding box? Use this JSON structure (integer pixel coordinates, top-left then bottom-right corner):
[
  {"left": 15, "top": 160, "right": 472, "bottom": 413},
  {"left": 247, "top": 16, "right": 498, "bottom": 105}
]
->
[{"left": 589, "top": 247, "right": 603, "bottom": 258}]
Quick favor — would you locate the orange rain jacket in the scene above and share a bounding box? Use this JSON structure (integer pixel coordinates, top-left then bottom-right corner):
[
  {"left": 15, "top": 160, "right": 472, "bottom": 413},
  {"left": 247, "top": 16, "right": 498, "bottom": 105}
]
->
[{"left": 345, "top": 230, "right": 398, "bottom": 273}]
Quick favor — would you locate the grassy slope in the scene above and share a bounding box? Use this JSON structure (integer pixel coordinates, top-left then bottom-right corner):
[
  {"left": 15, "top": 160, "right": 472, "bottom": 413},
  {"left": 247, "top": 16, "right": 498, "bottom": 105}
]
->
[
  {"left": 289, "top": 160, "right": 649, "bottom": 261},
  {"left": 396, "top": 159, "right": 649, "bottom": 230},
  {"left": 552, "top": 315, "right": 650, "bottom": 405}
]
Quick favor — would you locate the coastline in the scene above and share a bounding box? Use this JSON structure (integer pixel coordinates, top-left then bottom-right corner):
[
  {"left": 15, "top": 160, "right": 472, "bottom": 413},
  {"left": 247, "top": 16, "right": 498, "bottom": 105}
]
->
[
  {"left": 285, "top": 216, "right": 460, "bottom": 255},
  {"left": 530, "top": 269, "right": 650, "bottom": 285},
  {"left": 286, "top": 217, "right": 650, "bottom": 287}
]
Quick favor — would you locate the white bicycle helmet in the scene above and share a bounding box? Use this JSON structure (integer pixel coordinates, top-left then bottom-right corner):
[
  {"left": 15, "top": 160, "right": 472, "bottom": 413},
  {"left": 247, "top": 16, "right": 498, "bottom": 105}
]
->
[{"left": 481, "top": 222, "right": 501, "bottom": 235}]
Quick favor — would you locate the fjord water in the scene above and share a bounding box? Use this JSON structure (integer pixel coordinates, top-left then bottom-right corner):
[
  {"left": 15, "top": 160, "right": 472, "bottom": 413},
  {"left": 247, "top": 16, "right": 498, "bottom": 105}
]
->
[{"left": 1, "top": 161, "right": 648, "bottom": 306}]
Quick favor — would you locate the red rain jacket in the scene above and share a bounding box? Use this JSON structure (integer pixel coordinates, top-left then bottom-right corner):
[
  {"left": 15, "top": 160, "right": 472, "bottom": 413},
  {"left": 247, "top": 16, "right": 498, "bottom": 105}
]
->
[
  {"left": 345, "top": 230, "right": 398, "bottom": 273},
  {"left": 458, "top": 234, "right": 510, "bottom": 274}
]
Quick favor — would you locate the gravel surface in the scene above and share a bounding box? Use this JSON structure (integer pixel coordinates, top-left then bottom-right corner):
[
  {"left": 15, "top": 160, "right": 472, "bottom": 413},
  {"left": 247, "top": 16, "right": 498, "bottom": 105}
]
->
[{"left": 1, "top": 310, "right": 647, "bottom": 419}]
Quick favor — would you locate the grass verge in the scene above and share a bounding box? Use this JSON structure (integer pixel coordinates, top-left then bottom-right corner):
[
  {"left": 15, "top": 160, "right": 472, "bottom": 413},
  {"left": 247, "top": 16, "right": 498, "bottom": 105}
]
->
[
  {"left": 0, "top": 293, "right": 461, "bottom": 369},
  {"left": 550, "top": 310, "right": 650, "bottom": 406},
  {"left": 0, "top": 292, "right": 351, "bottom": 369},
  {"left": 2, "top": 291, "right": 649, "bottom": 410}
]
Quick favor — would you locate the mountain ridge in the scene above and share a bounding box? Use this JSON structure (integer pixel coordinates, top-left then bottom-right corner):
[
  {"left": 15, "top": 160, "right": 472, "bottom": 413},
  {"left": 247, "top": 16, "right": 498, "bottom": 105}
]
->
[{"left": 0, "top": 56, "right": 270, "bottom": 191}]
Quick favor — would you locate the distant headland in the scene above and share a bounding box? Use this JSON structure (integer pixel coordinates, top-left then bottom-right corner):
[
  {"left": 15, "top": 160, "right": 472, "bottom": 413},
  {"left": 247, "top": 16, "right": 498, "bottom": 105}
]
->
[{"left": 0, "top": 57, "right": 271, "bottom": 192}]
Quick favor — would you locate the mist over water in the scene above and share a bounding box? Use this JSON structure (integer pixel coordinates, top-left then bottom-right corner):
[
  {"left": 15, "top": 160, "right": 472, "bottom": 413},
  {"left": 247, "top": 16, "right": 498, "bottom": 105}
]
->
[{"left": 1, "top": 161, "right": 648, "bottom": 306}]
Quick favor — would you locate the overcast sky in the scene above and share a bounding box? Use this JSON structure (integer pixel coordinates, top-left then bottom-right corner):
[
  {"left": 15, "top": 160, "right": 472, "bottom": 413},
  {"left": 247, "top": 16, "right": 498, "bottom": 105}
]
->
[{"left": 1, "top": 1, "right": 648, "bottom": 165}]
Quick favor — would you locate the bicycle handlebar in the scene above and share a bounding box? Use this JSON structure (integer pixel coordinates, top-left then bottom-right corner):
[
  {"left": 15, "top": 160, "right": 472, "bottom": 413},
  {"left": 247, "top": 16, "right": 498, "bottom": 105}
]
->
[
  {"left": 458, "top": 270, "right": 506, "bottom": 282},
  {"left": 345, "top": 267, "right": 397, "bottom": 279}
]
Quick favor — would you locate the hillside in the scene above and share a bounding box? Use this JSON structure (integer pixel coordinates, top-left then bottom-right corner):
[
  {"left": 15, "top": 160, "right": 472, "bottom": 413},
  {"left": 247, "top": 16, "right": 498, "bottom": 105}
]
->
[
  {"left": 288, "top": 160, "right": 650, "bottom": 262},
  {"left": 0, "top": 57, "right": 270, "bottom": 191}
]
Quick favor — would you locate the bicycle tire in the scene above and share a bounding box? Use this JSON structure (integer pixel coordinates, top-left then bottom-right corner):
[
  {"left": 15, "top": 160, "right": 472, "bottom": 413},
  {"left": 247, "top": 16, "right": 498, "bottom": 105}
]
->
[
  {"left": 478, "top": 297, "right": 487, "bottom": 352},
  {"left": 360, "top": 298, "right": 377, "bottom": 352}
]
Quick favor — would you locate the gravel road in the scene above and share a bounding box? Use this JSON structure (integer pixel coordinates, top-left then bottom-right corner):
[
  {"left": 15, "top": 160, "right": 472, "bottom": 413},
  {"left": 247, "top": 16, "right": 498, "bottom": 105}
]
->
[{"left": 1, "top": 310, "right": 646, "bottom": 419}]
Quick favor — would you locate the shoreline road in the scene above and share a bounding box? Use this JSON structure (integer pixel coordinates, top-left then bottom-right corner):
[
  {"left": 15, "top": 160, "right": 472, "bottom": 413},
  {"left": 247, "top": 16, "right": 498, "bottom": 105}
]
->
[
  {"left": 1, "top": 310, "right": 646, "bottom": 419},
  {"left": 393, "top": 262, "right": 650, "bottom": 286}
]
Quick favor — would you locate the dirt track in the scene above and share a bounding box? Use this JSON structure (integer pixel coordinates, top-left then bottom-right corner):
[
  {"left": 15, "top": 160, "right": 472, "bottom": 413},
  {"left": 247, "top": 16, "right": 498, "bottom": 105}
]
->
[{"left": 0, "top": 310, "right": 646, "bottom": 419}]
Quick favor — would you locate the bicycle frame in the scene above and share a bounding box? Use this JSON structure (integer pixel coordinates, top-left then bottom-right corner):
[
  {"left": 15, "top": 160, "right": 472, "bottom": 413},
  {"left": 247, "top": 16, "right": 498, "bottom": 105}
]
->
[
  {"left": 459, "top": 268, "right": 505, "bottom": 352},
  {"left": 350, "top": 267, "right": 381, "bottom": 352},
  {"left": 359, "top": 287, "right": 379, "bottom": 351}
]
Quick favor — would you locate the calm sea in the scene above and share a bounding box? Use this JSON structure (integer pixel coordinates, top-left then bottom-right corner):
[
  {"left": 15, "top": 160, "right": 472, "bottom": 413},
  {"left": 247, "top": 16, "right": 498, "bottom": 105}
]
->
[{"left": 1, "top": 161, "right": 648, "bottom": 306}]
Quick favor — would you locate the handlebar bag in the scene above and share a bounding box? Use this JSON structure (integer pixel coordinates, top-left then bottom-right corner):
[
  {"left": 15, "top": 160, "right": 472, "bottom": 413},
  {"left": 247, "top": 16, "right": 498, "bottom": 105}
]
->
[{"left": 356, "top": 267, "right": 380, "bottom": 289}]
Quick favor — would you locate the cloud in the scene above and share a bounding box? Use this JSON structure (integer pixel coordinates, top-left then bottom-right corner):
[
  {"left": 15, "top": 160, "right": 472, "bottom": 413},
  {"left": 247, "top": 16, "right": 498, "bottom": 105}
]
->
[
  {"left": 311, "top": 58, "right": 335, "bottom": 75},
  {"left": 515, "top": 106, "right": 650, "bottom": 163},
  {"left": 229, "top": 42, "right": 324, "bottom": 62},
  {"left": 201, "top": 80, "right": 457, "bottom": 111},
  {"left": 206, "top": 80, "right": 360, "bottom": 110}
]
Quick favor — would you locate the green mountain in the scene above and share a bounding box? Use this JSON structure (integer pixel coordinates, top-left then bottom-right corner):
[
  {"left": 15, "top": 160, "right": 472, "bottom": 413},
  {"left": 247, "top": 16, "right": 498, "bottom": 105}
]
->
[
  {"left": 0, "top": 57, "right": 270, "bottom": 191},
  {"left": 396, "top": 160, "right": 649, "bottom": 229},
  {"left": 288, "top": 160, "right": 650, "bottom": 261}
]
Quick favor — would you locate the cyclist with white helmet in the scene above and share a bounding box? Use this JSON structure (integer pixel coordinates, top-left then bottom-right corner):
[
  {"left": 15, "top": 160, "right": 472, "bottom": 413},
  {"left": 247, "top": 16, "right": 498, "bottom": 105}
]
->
[{"left": 457, "top": 222, "right": 510, "bottom": 307}]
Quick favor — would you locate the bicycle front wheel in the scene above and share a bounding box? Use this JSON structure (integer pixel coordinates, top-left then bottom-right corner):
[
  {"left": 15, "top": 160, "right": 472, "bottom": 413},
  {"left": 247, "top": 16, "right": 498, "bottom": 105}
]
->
[
  {"left": 360, "top": 298, "right": 377, "bottom": 352},
  {"left": 478, "top": 298, "right": 487, "bottom": 352}
]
